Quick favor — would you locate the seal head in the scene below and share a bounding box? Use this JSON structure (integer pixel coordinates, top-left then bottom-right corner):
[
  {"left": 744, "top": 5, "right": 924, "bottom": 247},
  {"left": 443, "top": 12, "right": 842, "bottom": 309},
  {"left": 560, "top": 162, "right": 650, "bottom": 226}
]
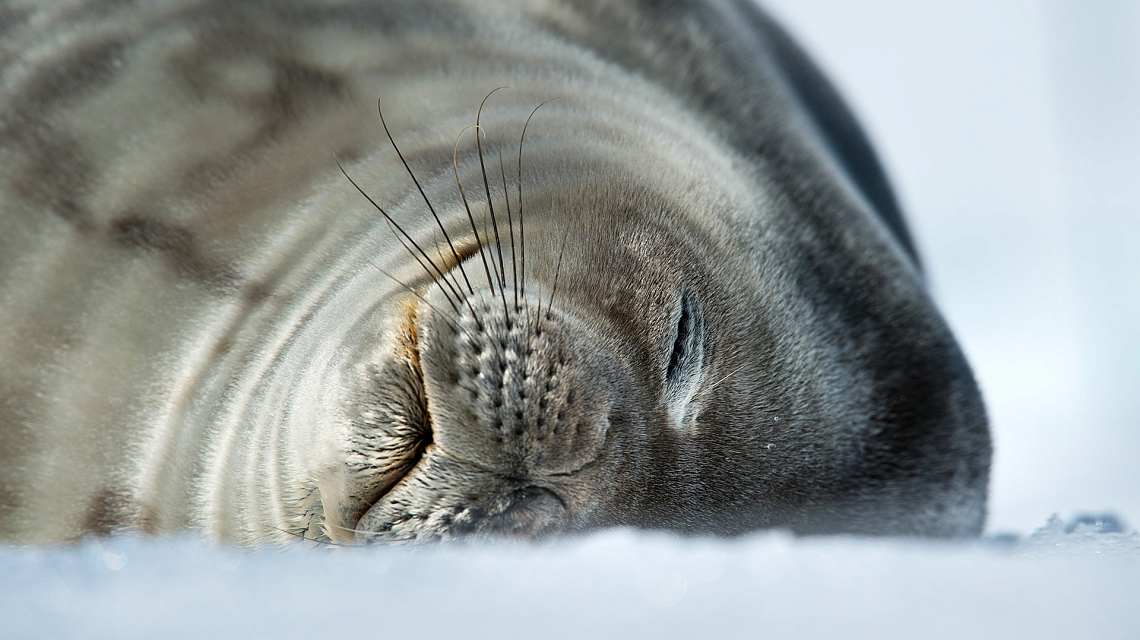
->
[{"left": 330, "top": 146, "right": 989, "bottom": 542}]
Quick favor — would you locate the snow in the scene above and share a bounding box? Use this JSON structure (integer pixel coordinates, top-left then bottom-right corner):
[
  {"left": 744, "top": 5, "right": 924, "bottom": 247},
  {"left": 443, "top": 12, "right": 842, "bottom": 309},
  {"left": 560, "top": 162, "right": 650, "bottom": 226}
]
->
[
  {"left": 3, "top": 517, "right": 1138, "bottom": 640},
  {"left": 4, "top": 2, "right": 1139, "bottom": 637}
]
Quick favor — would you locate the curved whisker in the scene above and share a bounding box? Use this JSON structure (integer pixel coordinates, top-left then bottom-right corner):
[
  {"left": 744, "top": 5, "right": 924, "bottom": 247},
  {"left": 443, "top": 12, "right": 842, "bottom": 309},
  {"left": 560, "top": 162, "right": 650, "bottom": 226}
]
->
[
  {"left": 323, "top": 521, "right": 390, "bottom": 538},
  {"left": 272, "top": 526, "right": 353, "bottom": 548},
  {"left": 335, "top": 156, "right": 463, "bottom": 309},
  {"left": 453, "top": 124, "right": 498, "bottom": 298},
  {"left": 430, "top": 226, "right": 465, "bottom": 311},
  {"left": 377, "top": 219, "right": 461, "bottom": 317},
  {"left": 518, "top": 98, "right": 558, "bottom": 321},
  {"left": 475, "top": 87, "right": 511, "bottom": 296},
  {"left": 497, "top": 124, "right": 518, "bottom": 311},
  {"left": 377, "top": 98, "right": 476, "bottom": 297},
  {"left": 366, "top": 257, "right": 462, "bottom": 330}
]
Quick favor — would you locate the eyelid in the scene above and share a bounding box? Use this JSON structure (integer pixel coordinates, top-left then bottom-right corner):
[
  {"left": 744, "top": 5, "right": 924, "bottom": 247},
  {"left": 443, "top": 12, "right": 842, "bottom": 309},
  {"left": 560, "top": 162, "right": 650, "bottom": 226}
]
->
[
  {"left": 666, "top": 294, "right": 694, "bottom": 383},
  {"left": 665, "top": 290, "right": 707, "bottom": 430}
]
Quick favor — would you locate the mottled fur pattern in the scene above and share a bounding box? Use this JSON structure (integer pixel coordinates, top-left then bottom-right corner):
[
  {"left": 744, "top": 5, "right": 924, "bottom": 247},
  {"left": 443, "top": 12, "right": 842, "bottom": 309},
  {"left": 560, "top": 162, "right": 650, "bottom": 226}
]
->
[{"left": 0, "top": 0, "right": 989, "bottom": 545}]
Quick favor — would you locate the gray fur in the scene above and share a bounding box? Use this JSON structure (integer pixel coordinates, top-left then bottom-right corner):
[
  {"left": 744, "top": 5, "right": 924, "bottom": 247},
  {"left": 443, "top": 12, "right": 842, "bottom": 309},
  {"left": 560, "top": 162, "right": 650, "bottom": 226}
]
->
[{"left": 0, "top": 0, "right": 989, "bottom": 545}]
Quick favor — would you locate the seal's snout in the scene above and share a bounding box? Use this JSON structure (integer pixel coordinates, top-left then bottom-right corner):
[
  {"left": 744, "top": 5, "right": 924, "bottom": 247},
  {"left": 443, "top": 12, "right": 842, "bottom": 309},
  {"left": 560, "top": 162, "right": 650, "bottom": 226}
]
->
[
  {"left": 347, "top": 288, "right": 610, "bottom": 542},
  {"left": 418, "top": 290, "right": 609, "bottom": 479},
  {"left": 450, "top": 486, "right": 567, "bottom": 538}
]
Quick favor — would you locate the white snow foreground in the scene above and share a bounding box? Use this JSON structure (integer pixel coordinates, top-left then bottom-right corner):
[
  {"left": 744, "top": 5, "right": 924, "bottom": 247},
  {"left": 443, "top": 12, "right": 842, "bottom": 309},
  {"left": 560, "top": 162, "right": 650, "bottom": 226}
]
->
[{"left": 3, "top": 515, "right": 1136, "bottom": 640}]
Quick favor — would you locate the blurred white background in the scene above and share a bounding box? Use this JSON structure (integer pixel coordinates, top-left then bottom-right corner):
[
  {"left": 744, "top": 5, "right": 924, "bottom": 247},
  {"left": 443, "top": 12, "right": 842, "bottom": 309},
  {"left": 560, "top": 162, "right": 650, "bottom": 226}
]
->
[{"left": 764, "top": 0, "right": 1140, "bottom": 532}]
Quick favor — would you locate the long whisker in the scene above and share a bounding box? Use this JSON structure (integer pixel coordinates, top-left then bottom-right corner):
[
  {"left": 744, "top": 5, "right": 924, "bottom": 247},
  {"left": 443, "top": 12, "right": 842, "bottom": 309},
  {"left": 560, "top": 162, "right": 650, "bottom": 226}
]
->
[
  {"left": 377, "top": 98, "right": 476, "bottom": 297},
  {"left": 544, "top": 208, "right": 576, "bottom": 322},
  {"left": 497, "top": 124, "right": 518, "bottom": 311},
  {"left": 481, "top": 202, "right": 492, "bottom": 286},
  {"left": 335, "top": 156, "right": 463, "bottom": 309},
  {"left": 324, "top": 521, "right": 388, "bottom": 536},
  {"left": 376, "top": 219, "right": 461, "bottom": 317},
  {"left": 429, "top": 226, "right": 467, "bottom": 316},
  {"left": 321, "top": 521, "right": 437, "bottom": 546},
  {"left": 453, "top": 125, "right": 498, "bottom": 297},
  {"left": 474, "top": 199, "right": 514, "bottom": 321},
  {"left": 272, "top": 526, "right": 351, "bottom": 548},
  {"left": 475, "top": 87, "right": 510, "bottom": 293},
  {"left": 475, "top": 149, "right": 500, "bottom": 294},
  {"left": 366, "top": 254, "right": 462, "bottom": 330},
  {"left": 431, "top": 227, "right": 464, "bottom": 311},
  {"left": 518, "top": 98, "right": 558, "bottom": 320},
  {"left": 694, "top": 361, "right": 750, "bottom": 404}
]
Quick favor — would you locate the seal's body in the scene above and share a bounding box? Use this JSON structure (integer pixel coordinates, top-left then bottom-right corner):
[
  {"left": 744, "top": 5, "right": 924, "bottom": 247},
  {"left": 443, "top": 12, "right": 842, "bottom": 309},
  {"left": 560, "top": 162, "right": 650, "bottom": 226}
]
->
[{"left": 0, "top": 0, "right": 989, "bottom": 545}]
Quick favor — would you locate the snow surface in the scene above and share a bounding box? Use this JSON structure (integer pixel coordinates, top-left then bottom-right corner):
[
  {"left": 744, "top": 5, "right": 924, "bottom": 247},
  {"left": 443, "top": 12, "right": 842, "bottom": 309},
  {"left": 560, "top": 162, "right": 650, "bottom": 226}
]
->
[
  {"left": 3, "top": 516, "right": 1138, "bottom": 640},
  {"left": 4, "top": 2, "right": 1139, "bottom": 638}
]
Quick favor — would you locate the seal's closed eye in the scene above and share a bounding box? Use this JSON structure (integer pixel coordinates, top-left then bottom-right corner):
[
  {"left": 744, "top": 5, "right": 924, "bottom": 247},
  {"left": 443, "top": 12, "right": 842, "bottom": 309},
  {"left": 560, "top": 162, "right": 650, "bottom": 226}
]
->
[{"left": 665, "top": 291, "right": 708, "bottom": 431}]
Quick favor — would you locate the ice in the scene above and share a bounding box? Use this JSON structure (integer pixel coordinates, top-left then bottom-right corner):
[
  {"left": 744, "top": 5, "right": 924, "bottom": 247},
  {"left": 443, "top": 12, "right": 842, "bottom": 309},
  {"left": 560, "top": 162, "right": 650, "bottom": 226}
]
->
[
  {"left": 2, "top": 514, "right": 1138, "bottom": 639},
  {"left": 1062, "top": 513, "right": 1128, "bottom": 535}
]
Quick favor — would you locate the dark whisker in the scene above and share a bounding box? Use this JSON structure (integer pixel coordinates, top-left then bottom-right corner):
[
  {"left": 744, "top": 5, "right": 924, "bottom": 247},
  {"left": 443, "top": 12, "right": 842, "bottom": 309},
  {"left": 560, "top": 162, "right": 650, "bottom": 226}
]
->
[
  {"left": 378, "top": 219, "right": 461, "bottom": 317},
  {"left": 472, "top": 138, "right": 503, "bottom": 314},
  {"left": 545, "top": 209, "right": 576, "bottom": 322},
  {"left": 481, "top": 202, "right": 491, "bottom": 279},
  {"left": 377, "top": 98, "right": 476, "bottom": 296},
  {"left": 367, "top": 254, "right": 462, "bottom": 330},
  {"left": 335, "top": 156, "right": 463, "bottom": 309},
  {"left": 273, "top": 526, "right": 351, "bottom": 548},
  {"left": 453, "top": 125, "right": 498, "bottom": 298},
  {"left": 478, "top": 201, "right": 511, "bottom": 320},
  {"left": 518, "top": 98, "right": 558, "bottom": 319},
  {"left": 477, "top": 132, "right": 512, "bottom": 320},
  {"left": 431, "top": 228, "right": 462, "bottom": 303},
  {"left": 431, "top": 226, "right": 465, "bottom": 311},
  {"left": 475, "top": 87, "right": 510, "bottom": 293},
  {"left": 497, "top": 125, "right": 518, "bottom": 311}
]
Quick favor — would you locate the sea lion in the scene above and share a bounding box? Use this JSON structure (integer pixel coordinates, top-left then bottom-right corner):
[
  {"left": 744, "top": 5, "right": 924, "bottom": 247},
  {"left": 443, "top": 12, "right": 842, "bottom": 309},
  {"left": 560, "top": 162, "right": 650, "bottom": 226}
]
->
[{"left": 0, "top": 0, "right": 990, "bottom": 545}]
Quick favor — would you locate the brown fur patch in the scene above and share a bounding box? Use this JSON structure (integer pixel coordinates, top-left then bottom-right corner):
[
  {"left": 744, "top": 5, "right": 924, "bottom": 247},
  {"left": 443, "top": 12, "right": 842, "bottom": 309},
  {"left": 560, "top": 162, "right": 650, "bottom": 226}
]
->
[
  {"left": 83, "top": 486, "right": 133, "bottom": 536},
  {"left": 109, "top": 215, "right": 245, "bottom": 294}
]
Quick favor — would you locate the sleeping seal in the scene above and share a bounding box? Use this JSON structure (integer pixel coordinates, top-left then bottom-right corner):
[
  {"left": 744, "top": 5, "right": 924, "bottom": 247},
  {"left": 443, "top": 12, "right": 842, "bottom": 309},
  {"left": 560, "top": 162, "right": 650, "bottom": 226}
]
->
[{"left": 0, "top": 0, "right": 990, "bottom": 545}]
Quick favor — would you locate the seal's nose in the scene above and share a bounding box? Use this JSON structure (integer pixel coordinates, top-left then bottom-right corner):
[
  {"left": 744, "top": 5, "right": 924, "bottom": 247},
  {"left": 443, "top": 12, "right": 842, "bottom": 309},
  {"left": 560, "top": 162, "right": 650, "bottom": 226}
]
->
[
  {"left": 449, "top": 486, "right": 566, "bottom": 538},
  {"left": 416, "top": 288, "right": 609, "bottom": 478}
]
